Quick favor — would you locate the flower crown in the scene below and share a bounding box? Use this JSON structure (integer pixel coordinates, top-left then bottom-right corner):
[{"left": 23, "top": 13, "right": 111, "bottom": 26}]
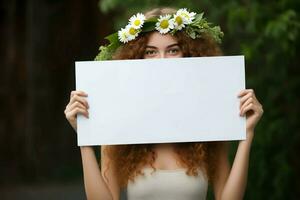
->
[{"left": 95, "top": 8, "right": 224, "bottom": 61}]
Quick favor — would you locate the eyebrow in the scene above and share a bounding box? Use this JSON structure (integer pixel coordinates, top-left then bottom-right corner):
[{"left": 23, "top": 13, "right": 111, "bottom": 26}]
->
[{"left": 145, "top": 43, "right": 180, "bottom": 49}]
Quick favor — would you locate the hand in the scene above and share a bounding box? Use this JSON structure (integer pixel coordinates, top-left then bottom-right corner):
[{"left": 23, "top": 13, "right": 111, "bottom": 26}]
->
[
  {"left": 238, "top": 89, "right": 264, "bottom": 134},
  {"left": 64, "top": 90, "right": 89, "bottom": 132}
]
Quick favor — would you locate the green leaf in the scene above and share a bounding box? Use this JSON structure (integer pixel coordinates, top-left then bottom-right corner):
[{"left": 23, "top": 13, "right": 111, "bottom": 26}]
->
[
  {"left": 105, "top": 32, "right": 120, "bottom": 45},
  {"left": 94, "top": 42, "right": 121, "bottom": 61},
  {"left": 142, "top": 20, "right": 157, "bottom": 32}
]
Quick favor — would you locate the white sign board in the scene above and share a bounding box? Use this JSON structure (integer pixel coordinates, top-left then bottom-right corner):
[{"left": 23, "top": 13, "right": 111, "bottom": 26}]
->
[{"left": 75, "top": 56, "right": 246, "bottom": 146}]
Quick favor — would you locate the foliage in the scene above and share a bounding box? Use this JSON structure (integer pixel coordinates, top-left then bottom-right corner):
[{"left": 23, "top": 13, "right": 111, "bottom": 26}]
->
[
  {"left": 95, "top": 33, "right": 121, "bottom": 60},
  {"left": 179, "top": 13, "right": 224, "bottom": 43},
  {"left": 98, "top": 0, "right": 300, "bottom": 199}
]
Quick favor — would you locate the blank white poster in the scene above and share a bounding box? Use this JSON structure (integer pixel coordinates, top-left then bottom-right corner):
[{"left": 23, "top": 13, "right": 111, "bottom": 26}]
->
[{"left": 75, "top": 56, "right": 246, "bottom": 146}]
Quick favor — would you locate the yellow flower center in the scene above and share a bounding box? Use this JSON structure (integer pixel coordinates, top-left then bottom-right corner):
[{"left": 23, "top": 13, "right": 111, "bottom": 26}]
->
[
  {"left": 160, "top": 20, "right": 169, "bottom": 29},
  {"left": 129, "top": 27, "right": 137, "bottom": 35},
  {"left": 175, "top": 16, "right": 183, "bottom": 25},
  {"left": 134, "top": 20, "right": 141, "bottom": 26}
]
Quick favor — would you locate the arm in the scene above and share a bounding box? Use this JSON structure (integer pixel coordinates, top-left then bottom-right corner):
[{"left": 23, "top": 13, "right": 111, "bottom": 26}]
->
[
  {"left": 64, "top": 91, "right": 119, "bottom": 200},
  {"left": 214, "top": 132, "right": 254, "bottom": 200},
  {"left": 213, "top": 89, "right": 263, "bottom": 200},
  {"left": 80, "top": 146, "right": 113, "bottom": 200}
]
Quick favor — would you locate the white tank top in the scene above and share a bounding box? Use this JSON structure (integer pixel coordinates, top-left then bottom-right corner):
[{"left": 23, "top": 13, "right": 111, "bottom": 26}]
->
[{"left": 127, "top": 168, "right": 208, "bottom": 200}]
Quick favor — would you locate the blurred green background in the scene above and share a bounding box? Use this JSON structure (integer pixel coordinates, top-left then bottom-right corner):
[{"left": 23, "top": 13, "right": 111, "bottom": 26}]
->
[{"left": 1, "top": 0, "right": 299, "bottom": 199}]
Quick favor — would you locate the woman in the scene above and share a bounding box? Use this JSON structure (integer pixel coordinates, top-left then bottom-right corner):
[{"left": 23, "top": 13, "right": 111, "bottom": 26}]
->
[{"left": 64, "top": 7, "right": 263, "bottom": 200}]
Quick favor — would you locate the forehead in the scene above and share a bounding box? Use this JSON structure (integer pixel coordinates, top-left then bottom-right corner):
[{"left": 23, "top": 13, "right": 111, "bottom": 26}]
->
[{"left": 146, "top": 32, "right": 178, "bottom": 48}]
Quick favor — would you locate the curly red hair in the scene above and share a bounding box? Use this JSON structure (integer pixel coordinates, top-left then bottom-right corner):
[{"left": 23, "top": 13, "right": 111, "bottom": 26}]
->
[{"left": 102, "top": 7, "right": 225, "bottom": 189}]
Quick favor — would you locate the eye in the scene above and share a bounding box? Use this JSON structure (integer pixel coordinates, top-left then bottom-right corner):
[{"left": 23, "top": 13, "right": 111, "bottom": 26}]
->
[
  {"left": 144, "top": 49, "right": 157, "bottom": 55},
  {"left": 167, "top": 48, "right": 180, "bottom": 55}
]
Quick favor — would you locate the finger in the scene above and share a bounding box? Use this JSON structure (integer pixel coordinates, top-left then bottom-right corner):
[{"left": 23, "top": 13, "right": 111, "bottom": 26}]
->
[
  {"left": 65, "top": 101, "right": 88, "bottom": 113},
  {"left": 237, "top": 89, "right": 255, "bottom": 97},
  {"left": 240, "top": 97, "right": 254, "bottom": 115},
  {"left": 66, "top": 107, "right": 89, "bottom": 119},
  {"left": 239, "top": 92, "right": 253, "bottom": 108},
  {"left": 240, "top": 103, "right": 256, "bottom": 116},
  {"left": 70, "top": 90, "right": 88, "bottom": 98},
  {"left": 70, "top": 94, "right": 89, "bottom": 108}
]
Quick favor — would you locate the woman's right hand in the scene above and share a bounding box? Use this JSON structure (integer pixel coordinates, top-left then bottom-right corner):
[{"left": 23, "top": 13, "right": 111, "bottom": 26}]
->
[{"left": 64, "top": 90, "right": 89, "bottom": 132}]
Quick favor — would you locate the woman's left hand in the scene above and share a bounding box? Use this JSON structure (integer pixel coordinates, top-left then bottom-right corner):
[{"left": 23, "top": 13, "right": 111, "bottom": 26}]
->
[{"left": 238, "top": 89, "right": 264, "bottom": 134}]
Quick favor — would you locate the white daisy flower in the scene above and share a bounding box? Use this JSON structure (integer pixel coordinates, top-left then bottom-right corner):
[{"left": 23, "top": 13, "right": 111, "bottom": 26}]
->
[
  {"left": 125, "top": 24, "right": 140, "bottom": 41},
  {"left": 155, "top": 14, "right": 175, "bottom": 34},
  {"left": 177, "top": 8, "right": 196, "bottom": 24},
  {"left": 129, "top": 13, "right": 145, "bottom": 29},
  {"left": 118, "top": 27, "right": 130, "bottom": 43},
  {"left": 173, "top": 13, "right": 185, "bottom": 30}
]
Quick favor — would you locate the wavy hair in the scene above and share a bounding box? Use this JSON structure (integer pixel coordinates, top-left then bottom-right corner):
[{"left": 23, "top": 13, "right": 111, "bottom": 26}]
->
[{"left": 102, "top": 7, "right": 224, "bottom": 189}]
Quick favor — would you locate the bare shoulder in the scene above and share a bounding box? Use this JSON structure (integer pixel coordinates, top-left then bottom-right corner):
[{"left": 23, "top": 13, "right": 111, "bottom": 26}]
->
[{"left": 101, "top": 145, "right": 120, "bottom": 200}]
